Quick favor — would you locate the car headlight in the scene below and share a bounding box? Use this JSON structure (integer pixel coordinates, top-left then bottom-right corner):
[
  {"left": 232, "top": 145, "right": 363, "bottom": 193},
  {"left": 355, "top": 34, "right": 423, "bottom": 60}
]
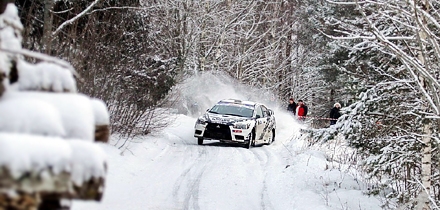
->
[
  {"left": 196, "top": 118, "right": 207, "bottom": 125},
  {"left": 233, "top": 123, "right": 250, "bottom": 129}
]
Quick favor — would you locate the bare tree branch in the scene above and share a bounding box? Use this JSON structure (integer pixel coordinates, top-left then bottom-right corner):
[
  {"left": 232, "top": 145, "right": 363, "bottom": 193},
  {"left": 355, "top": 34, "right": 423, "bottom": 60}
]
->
[{"left": 52, "top": 0, "right": 101, "bottom": 37}]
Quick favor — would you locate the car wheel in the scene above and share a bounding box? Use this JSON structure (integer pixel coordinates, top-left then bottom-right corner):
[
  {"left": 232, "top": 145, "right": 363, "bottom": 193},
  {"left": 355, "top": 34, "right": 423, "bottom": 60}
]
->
[
  {"left": 272, "top": 129, "right": 275, "bottom": 142},
  {"left": 251, "top": 130, "right": 256, "bottom": 147},
  {"left": 266, "top": 129, "right": 275, "bottom": 145},
  {"left": 251, "top": 135, "right": 256, "bottom": 146},
  {"left": 244, "top": 131, "right": 254, "bottom": 149},
  {"left": 198, "top": 138, "right": 203, "bottom": 145},
  {"left": 244, "top": 140, "right": 251, "bottom": 149}
]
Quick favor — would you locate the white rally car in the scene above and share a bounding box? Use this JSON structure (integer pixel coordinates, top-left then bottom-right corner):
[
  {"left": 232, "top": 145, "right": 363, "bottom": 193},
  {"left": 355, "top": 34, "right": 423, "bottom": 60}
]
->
[{"left": 194, "top": 99, "right": 276, "bottom": 149}]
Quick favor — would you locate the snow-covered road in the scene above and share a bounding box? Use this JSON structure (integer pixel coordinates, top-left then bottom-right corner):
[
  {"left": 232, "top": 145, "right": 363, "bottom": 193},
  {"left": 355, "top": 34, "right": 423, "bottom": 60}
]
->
[{"left": 72, "top": 113, "right": 382, "bottom": 210}]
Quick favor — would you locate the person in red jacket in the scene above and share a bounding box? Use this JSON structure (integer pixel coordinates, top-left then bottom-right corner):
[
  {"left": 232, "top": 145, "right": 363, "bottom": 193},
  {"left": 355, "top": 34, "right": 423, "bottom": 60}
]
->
[{"left": 296, "top": 100, "right": 308, "bottom": 121}]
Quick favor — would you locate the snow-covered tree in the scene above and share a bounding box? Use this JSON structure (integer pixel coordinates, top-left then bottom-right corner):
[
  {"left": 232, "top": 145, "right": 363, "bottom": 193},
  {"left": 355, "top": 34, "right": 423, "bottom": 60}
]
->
[
  {"left": 310, "top": 0, "right": 440, "bottom": 208},
  {"left": 16, "top": 0, "right": 178, "bottom": 137}
]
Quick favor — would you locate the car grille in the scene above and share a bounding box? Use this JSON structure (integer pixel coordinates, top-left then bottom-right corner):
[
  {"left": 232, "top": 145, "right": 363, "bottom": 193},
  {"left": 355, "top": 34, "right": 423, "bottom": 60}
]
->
[
  {"left": 203, "top": 123, "right": 232, "bottom": 140},
  {"left": 235, "top": 135, "right": 244, "bottom": 140}
]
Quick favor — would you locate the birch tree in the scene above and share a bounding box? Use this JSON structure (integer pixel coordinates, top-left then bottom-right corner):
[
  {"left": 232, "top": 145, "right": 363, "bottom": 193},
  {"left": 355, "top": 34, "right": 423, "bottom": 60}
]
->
[{"left": 317, "top": 0, "right": 440, "bottom": 208}]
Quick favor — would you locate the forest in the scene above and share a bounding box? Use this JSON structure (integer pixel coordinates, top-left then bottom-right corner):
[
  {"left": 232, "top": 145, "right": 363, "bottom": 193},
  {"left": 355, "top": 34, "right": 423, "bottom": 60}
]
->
[{"left": 14, "top": 0, "right": 440, "bottom": 209}]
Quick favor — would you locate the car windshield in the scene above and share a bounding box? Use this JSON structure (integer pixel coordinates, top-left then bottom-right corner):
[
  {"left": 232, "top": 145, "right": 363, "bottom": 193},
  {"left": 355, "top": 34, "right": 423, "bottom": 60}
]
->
[{"left": 209, "top": 104, "right": 254, "bottom": 118}]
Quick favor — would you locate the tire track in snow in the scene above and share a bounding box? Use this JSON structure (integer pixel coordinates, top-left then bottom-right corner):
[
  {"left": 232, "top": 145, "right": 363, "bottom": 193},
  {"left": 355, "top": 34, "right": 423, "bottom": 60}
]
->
[
  {"left": 183, "top": 146, "right": 212, "bottom": 210},
  {"left": 251, "top": 146, "right": 277, "bottom": 210},
  {"left": 172, "top": 133, "right": 279, "bottom": 210},
  {"left": 171, "top": 143, "right": 218, "bottom": 210}
]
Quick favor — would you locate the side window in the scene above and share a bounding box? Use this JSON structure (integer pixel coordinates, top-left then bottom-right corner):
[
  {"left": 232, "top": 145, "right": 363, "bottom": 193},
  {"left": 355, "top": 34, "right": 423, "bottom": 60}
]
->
[
  {"left": 256, "top": 106, "right": 264, "bottom": 118},
  {"left": 261, "top": 106, "right": 268, "bottom": 117}
]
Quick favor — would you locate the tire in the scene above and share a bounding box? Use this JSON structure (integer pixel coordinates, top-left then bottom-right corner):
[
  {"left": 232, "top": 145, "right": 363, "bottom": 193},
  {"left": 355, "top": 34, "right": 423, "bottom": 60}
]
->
[
  {"left": 244, "top": 140, "right": 251, "bottom": 149},
  {"left": 251, "top": 129, "right": 256, "bottom": 146},
  {"left": 272, "top": 129, "right": 275, "bottom": 142},
  {"left": 266, "top": 129, "right": 275, "bottom": 145},
  {"left": 198, "top": 138, "right": 203, "bottom": 145},
  {"left": 245, "top": 130, "right": 255, "bottom": 149}
]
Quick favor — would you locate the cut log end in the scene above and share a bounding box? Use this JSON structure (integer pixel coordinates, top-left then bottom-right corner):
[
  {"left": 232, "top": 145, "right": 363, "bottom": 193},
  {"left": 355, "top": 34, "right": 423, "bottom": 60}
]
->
[
  {"left": 95, "top": 125, "right": 110, "bottom": 143},
  {"left": 0, "top": 72, "right": 5, "bottom": 98},
  {"left": 0, "top": 192, "right": 40, "bottom": 210}
]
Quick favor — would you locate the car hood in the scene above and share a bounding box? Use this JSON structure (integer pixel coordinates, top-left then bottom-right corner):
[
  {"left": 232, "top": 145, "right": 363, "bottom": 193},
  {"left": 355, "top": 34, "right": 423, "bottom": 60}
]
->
[{"left": 203, "top": 113, "right": 252, "bottom": 125}]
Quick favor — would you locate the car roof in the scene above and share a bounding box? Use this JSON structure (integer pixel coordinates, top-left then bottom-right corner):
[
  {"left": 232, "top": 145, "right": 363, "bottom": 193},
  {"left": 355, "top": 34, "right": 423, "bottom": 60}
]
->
[{"left": 217, "top": 99, "right": 258, "bottom": 108}]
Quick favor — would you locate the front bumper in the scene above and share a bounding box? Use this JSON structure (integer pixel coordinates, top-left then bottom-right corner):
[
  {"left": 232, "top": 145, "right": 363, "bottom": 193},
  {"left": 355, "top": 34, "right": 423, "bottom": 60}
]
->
[{"left": 194, "top": 122, "right": 252, "bottom": 143}]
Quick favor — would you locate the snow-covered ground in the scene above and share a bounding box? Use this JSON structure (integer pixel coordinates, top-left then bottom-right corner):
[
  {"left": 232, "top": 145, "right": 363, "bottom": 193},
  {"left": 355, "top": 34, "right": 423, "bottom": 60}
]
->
[
  {"left": 72, "top": 112, "right": 382, "bottom": 210},
  {"left": 72, "top": 72, "right": 382, "bottom": 210}
]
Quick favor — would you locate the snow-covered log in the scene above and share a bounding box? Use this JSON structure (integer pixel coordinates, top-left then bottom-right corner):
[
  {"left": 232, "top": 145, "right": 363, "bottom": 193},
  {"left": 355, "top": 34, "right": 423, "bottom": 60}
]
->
[
  {"left": 0, "top": 192, "right": 39, "bottom": 210},
  {"left": 0, "top": 133, "right": 107, "bottom": 208},
  {"left": 0, "top": 92, "right": 110, "bottom": 142},
  {"left": 0, "top": 2, "right": 111, "bottom": 209},
  {"left": 94, "top": 125, "right": 110, "bottom": 143},
  {"left": 0, "top": 92, "right": 95, "bottom": 141},
  {"left": 11, "top": 60, "right": 77, "bottom": 93},
  {"left": 91, "top": 98, "right": 110, "bottom": 143},
  {"left": 0, "top": 1, "right": 22, "bottom": 98}
]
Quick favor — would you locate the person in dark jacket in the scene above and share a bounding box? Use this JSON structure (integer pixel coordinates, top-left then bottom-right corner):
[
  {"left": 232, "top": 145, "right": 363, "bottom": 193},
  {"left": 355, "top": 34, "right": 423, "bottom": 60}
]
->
[
  {"left": 287, "top": 98, "right": 296, "bottom": 115},
  {"left": 329, "top": 103, "right": 341, "bottom": 125},
  {"left": 296, "top": 100, "right": 308, "bottom": 120}
]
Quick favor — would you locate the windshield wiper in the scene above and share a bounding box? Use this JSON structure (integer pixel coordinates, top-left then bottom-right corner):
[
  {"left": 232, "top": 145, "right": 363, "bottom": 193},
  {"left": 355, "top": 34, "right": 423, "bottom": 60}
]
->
[{"left": 209, "top": 111, "right": 220, "bottom": 114}]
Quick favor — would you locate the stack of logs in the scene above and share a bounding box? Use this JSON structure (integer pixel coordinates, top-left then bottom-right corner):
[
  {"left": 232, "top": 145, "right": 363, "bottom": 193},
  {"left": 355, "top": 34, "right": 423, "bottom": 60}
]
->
[{"left": 0, "top": 2, "right": 110, "bottom": 210}]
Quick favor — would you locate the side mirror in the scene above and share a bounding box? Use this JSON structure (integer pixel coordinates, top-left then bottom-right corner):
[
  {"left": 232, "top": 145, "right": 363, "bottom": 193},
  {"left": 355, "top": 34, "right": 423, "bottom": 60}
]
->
[{"left": 256, "top": 114, "right": 261, "bottom": 118}]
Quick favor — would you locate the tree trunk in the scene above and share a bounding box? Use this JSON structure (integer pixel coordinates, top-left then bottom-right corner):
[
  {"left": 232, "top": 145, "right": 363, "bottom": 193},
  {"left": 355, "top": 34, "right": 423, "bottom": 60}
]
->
[
  {"left": 418, "top": 120, "right": 432, "bottom": 210},
  {"left": 42, "top": 0, "right": 54, "bottom": 54},
  {"left": 416, "top": 1, "right": 432, "bottom": 209}
]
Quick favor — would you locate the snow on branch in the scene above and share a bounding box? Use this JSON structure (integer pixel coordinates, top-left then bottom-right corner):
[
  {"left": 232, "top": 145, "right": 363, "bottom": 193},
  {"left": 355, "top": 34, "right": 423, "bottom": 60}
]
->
[
  {"left": 51, "top": 8, "right": 74, "bottom": 14},
  {"left": 52, "top": 0, "right": 101, "bottom": 37},
  {"left": 353, "top": 5, "right": 440, "bottom": 95},
  {"left": 318, "top": 29, "right": 415, "bottom": 41},
  {"left": 325, "top": 0, "right": 370, "bottom": 5},
  {"left": 87, "top": 6, "right": 157, "bottom": 15}
]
